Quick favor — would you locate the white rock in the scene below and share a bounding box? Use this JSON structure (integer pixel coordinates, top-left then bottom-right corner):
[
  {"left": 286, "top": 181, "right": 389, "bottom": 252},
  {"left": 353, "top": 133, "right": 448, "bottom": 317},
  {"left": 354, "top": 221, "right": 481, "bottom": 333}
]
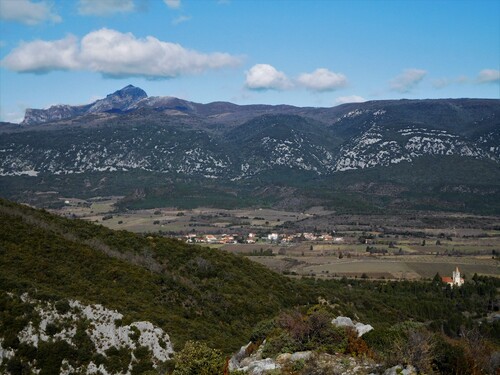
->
[
  {"left": 332, "top": 316, "right": 374, "bottom": 337},
  {"left": 241, "top": 358, "right": 280, "bottom": 375},
  {"left": 354, "top": 322, "right": 374, "bottom": 336},
  {"left": 383, "top": 365, "right": 417, "bottom": 375},
  {"left": 290, "top": 351, "right": 312, "bottom": 361}
]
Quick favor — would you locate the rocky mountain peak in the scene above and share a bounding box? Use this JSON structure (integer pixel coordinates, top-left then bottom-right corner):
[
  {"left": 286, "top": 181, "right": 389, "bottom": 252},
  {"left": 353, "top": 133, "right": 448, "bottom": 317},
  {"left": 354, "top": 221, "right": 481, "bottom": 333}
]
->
[
  {"left": 21, "top": 85, "right": 149, "bottom": 125},
  {"left": 109, "top": 85, "right": 148, "bottom": 99},
  {"left": 87, "top": 85, "right": 148, "bottom": 113}
]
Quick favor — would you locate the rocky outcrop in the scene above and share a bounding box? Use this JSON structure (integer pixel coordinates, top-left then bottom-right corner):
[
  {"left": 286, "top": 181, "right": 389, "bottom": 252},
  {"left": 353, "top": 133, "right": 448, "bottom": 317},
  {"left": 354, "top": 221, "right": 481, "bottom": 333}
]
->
[
  {"left": 383, "top": 365, "right": 417, "bottom": 375},
  {"left": 87, "top": 85, "right": 147, "bottom": 114},
  {"left": 229, "top": 341, "right": 280, "bottom": 375},
  {"left": 21, "top": 85, "right": 147, "bottom": 125},
  {"left": 1, "top": 293, "right": 174, "bottom": 374},
  {"left": 332, "top": 316, "right": 374, "bottom": 337},
  {"left": 229, "top": 343, "right": 380, "bottom": 375}
]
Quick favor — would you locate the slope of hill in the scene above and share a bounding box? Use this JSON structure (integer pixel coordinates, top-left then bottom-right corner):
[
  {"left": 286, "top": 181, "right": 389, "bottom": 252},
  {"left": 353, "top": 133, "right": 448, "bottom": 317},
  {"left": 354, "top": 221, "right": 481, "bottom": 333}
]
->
[
  {"left": 1, "top": 86, "right": 499, "bottom": 213},
  {"left": 0, "top": 198, "right": 308, "bottom": 356},
  {"left": 1, "top": 199, "right": 499, "bottom": 374}
]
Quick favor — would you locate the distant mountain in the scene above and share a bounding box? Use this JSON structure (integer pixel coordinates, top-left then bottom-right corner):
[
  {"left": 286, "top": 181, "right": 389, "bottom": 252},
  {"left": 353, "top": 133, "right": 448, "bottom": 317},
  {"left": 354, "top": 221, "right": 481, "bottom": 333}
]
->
[
  {"left": 2, "top": 86, "right": 500, "bottom": 213},
  {"left": 21, "top": 85, "right": 147, "bottom": 125}
]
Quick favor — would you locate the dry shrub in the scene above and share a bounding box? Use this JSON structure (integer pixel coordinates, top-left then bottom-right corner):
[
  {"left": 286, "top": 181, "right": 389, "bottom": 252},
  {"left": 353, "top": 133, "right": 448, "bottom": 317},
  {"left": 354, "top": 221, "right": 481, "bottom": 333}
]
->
[{"left": 345, "top": 327, "right": 372, "bottom": 357}]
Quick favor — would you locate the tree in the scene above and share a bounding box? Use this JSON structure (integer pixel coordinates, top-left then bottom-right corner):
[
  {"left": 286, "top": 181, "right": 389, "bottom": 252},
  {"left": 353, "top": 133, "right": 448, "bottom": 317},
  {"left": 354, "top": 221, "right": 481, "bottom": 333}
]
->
[{"left": 173, "top": 341, "right": 225, "bottom": 375}]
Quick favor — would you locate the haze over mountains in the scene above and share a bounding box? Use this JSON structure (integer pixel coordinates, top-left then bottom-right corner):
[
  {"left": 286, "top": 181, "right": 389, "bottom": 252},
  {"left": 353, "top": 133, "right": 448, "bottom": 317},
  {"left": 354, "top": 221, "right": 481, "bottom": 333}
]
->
[{"left": 1, "top": 85, "right": 499, "bottom": 213}]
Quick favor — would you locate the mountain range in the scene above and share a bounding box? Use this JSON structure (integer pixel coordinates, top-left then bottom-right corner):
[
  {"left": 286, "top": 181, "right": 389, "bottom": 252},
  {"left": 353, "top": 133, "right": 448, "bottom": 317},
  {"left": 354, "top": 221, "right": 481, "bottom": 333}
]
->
[{"left": 1, "top": 85, "right": 499, "bottom": 213}]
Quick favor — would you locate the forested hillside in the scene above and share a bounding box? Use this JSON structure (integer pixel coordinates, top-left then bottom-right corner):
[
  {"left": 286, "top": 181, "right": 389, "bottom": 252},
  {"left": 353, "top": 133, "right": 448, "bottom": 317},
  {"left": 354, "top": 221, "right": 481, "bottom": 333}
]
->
[{"left": 0, "top": 199, "right": 498, "bottom": 373}]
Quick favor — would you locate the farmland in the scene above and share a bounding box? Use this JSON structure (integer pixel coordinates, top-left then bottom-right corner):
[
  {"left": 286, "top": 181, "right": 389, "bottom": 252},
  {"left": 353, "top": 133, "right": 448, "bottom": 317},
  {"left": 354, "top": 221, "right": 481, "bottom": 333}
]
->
[{"left": 51, "top": 196, "right": 500, "bottom": 280}]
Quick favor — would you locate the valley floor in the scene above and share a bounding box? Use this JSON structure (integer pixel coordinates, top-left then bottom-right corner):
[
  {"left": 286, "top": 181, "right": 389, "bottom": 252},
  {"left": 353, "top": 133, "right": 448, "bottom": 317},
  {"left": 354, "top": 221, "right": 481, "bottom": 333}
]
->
[{"left": 50, "top": 196, "right": 500, "bottom": 280}]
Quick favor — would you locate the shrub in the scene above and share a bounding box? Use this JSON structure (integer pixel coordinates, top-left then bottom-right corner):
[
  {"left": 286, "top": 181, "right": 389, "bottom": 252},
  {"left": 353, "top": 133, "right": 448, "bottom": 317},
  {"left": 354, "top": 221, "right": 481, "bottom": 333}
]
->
[
  {"left": 172, "top": 341, "right": 225, "bottom": 375},
  {"left": 55, "top": 299, "right": 71, "bottom": 314},
  {"left": 345, "top": 327, "right": 371, "bottom": 357}
]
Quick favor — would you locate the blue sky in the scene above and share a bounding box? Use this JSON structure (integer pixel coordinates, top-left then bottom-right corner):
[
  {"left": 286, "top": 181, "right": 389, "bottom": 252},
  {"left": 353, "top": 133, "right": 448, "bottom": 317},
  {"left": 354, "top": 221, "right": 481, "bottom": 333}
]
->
[{"left": 0, "top": 0, "right": 499, "bottom": 123}]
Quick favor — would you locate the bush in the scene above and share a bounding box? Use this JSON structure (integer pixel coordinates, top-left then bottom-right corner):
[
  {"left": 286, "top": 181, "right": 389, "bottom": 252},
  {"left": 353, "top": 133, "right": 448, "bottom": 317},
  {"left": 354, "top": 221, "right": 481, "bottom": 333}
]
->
[{"left": 172, "top": 341, "right": 225, "bottom": 375}]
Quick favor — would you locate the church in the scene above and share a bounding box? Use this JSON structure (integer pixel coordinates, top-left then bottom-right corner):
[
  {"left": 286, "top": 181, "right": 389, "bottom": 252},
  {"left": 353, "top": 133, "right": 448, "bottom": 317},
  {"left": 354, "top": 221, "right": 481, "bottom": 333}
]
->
[{"left": 441, "top": 266, "right": 464, "bottom": 287}]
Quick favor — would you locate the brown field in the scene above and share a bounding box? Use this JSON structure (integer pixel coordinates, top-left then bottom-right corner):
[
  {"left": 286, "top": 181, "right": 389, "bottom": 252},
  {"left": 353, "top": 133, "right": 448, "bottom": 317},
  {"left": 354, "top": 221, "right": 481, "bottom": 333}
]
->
[{"left": 51, "top": 197, "right": 500, "bottom": 280}]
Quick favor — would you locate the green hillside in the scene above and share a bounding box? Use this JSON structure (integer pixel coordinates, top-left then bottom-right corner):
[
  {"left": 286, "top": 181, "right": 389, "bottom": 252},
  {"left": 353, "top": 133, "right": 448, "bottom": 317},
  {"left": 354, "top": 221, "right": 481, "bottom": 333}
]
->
[
  {"left": 1, "top": 198, "right": 499, "bottom": 374},
  {"left": 0, "top": 198, "right": 308, "bottom": 353}
]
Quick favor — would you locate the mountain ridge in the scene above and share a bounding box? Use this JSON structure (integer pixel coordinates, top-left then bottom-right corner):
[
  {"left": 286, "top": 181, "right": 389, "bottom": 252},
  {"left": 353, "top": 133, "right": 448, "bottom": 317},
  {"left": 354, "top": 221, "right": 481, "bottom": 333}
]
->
[{"left": 2, "top": 86, "right": 499, "bottom": 213}]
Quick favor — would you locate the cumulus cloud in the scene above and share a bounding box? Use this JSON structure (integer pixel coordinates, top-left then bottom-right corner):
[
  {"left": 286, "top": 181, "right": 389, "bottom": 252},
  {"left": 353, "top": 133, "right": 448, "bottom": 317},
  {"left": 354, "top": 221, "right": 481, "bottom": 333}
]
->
[
  {"left": 477, "top": 69, "right": 500, "bottom": 84},
  {"left": 390, "top": 68, "right": 427, "bottom": 93},
  {"left": 78, "top": 0, "right": 135, "bottom": 16},
  {"left": 0, "top": 0, "right": 61, "bottom": 25},
  {"left": 164, "top": 0, "right": 180, "bottom": 9},
  {"left": 245, "top": 64, "right": 292, "bottom": 90},
  {"left": 297, "top": 68, "right": 347, "bottom": 91},
  {"left": 1, "top": 29, "right": 242, "bottom": 78},
  {"left": 334, "top": 95, "right": 366, "bottom": 105},
  {"left": 1, "top": 35, "right": 80, "bottom": 72}
]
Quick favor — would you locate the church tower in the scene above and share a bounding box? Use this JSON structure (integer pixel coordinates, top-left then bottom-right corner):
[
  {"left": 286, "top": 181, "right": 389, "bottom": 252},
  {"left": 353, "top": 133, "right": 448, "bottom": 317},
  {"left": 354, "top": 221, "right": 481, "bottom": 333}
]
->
[{"left": 452, "top": 266, "right": 464, "bottom": 287}]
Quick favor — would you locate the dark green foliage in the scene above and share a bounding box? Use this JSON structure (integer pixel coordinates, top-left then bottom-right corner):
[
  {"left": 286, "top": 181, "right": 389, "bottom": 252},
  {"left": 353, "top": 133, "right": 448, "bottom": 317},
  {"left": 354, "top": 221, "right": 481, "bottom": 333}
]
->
[
  {"left": 172, "top": 341, "right": 225, "bottom": 375},
  {"left": 54, "top": 299, "right": 71, "bottom": 314},
  {"left": 104, "top": 346, "right": 131, "bottom": 373},
  {"left": 36, "top": 340, "right": 77, "bottom": 375},
  {"left": 0, "top": 198, "right": 307, "bottom": 353}
]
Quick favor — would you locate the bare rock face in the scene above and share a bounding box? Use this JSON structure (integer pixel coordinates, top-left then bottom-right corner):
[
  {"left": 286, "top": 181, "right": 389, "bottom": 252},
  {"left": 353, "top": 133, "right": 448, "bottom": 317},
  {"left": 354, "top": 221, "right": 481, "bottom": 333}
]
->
[
  {"left": 332, "top": 316, "right": 374, "bottom": 337},
  {"left": 229, "top": 340, "right": 280, "bottom": 374},
  {"left": 22, "top": 105, "right": 87, "bottom": 125},
  {"left": 3, "top": 293, "right": 174, "bottom": 375},
  {"left": 87, "top": 85, "right": 148, "bottom": 113},
  {"left": 21, "top": 85, "right": 147, "bottom": 125}
]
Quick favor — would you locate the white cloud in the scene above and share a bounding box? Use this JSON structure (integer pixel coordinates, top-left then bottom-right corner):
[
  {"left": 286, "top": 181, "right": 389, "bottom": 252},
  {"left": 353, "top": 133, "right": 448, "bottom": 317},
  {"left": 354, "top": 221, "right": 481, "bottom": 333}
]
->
[
  {"left": 164, "top": 0, "right": 180, "bottom": 9},
  {"left": 1, "top": 28, "right": 242, "bottom": 78},
  {"left": 245, "top": 64, "right": 292, "bottom": 90},
  {"left": 172, "top": 15, "right": 191, "bottom": 25},
  {"left": 0, "top": 0, "right": 61, "bottom": 25},
  {"left": 78, "top": 0, "right": 135, "bottom": 16},
  {"left": 1, "top": 35, "right": 80, "bottom": 72},
  {"left": 390, "top": 68, "right": 427, "bottom": 93},
  {"left": 334, "top": 95, "right": 366, "bottom": 105},
  {"left": 296, "top": 68, "right": 347, "bottom": 92},
  {"left": 477, "top": 69, "right": 500, "bottom": 84}
]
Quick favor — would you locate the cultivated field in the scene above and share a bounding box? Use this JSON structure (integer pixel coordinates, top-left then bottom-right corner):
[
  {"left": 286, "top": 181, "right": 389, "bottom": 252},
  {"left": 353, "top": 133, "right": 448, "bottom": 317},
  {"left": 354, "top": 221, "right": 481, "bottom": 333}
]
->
[{"left": 51, "top": 196, "right": 500, "bottom": 280}]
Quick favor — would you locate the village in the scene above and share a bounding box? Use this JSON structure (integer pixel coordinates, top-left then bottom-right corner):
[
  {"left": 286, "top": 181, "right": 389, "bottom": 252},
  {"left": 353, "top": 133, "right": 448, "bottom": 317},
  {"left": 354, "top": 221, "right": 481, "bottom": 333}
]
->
[{"left": 180, "top": 231, "right": 345, "bottom": 245}]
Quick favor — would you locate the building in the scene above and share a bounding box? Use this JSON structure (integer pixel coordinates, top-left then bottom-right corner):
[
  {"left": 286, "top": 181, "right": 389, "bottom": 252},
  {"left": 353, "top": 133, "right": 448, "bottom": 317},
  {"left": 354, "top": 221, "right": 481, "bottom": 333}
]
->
[{"left": 442, "top": 266, "right": 464, "bottom": 287}]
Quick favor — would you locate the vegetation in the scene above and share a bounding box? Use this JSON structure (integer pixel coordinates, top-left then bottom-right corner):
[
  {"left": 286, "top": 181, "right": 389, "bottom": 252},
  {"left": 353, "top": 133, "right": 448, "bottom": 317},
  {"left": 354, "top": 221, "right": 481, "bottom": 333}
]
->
[
  {"left": 0, "top": 198, "right": 498, "bottom": 373},
  {"left": 0, "top": 198, "right": 308, "bottom": 354},
  {"left": 172, "top": 341, "right": 225, "bottom": 375}
]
